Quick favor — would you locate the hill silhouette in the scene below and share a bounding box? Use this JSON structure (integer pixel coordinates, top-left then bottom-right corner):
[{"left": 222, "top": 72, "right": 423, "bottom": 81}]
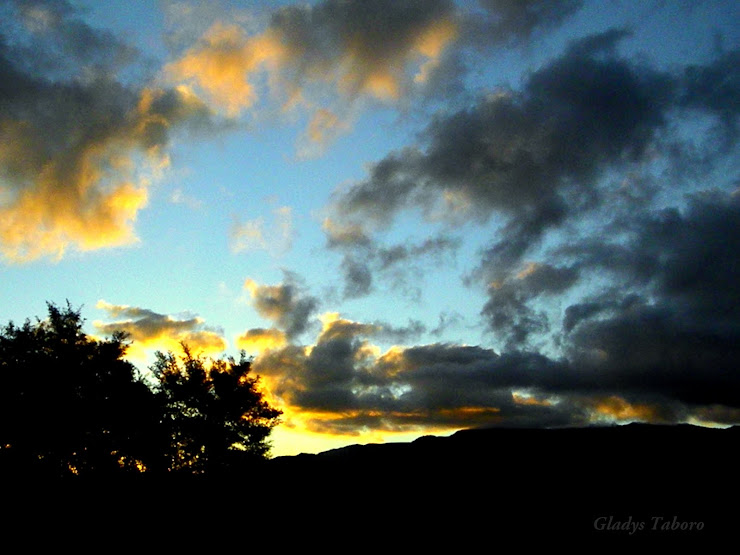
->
[{"left": 266, "top": 423, "right": 735, "bottom": 539}]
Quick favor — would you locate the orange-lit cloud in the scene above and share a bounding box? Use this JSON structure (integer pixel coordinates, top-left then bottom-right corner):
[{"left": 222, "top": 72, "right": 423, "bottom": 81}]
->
[
  {"left": 94, "top": 300, "right": 227, "bottom": 364},
  {"left": 165, "top": 23, "right": 284, "bottom": 117},
  {"left": 0, "top": 82, "right": 212, "bottom": 263},
  {"left": 244, "top": 297, "right": 740, "bottom": 441},
  {"left": 0, "top": 118, "right": 153, "bottom": 262},
  {"left": 236, "top": 327, "right": 288, "bottom": 354},
  {"left": 413, "top": 19, "right": 458, "bottom": 85},
  {"left": 588, "top": 396, "right": 665, "bottom": 424},
  {"left": 165, "top": 1, "right": 459, "bottom": 147},
  {"left": 297, "top": 108, "right": 350, "bottom": 158},
  {"left": 512, "top": 391, "right": 554, "bottom": 407},
  {"left": 687, "top": 405, "right": 740, "bottom": 427}
]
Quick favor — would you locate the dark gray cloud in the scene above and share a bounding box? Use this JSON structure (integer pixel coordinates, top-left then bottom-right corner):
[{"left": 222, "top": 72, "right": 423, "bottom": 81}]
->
[
  {"left": 267, "top": 0, "right": 458, "bottom": 100},
  {"left": 332, "top": 30, "right": 674, "bottom": 252},
  {"left": 372, "top": 319, "right": 427, "bottom": 344},
  {"left": 470, "top": 0, "right": 584, "bottom": 46},
  {"left": 417, "top": 0, "right": 584, "bottom": 100},
  {"left": 329, "top": 29, "right": 740, "bottom": 347},
  {"left": 2, "top": 0, "right": 139, "bottom": 76},
  {"left": 260, "top": 175, "right": 740, "bottom": 436},
  {"left": 340, "top": 256, "right": 374, "bottom": 299},
  {"left": 481, "top": 263, "right": 580, "bottom": 348},
  {"left": 244, "top": 273, "right": 320, "bottom": 339},
  {"left": 376, "top": 236, "right": 461, "bottom": 270},
  {"left": 429, "top": 311, "right": 466, "bottom": 337},
  {"left": 560, "top": 191, "right": 740, "bottom": 407},
  {"left": 329, "top": 232, "right": 460, "bottom": 299},
  {"left": 562, "top": 294, "right": 642, "bottom": 334},
  {"left": 680, "top": 48, "right": 740, "bottom": 125},
  {"left": 254, "top": 320, "right": 707, "bottom": 434}
]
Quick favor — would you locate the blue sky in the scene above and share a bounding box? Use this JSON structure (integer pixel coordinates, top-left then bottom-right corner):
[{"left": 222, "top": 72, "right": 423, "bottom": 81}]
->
[{"left": 2, "top": 0, "right": 739, "bottom": 456}]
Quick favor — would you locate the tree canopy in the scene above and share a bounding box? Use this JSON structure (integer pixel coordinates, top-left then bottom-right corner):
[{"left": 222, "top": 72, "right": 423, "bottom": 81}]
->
[
  {"left": 152, "top": 347, "right": 282, "bottom": 474},
  {"left": 0, "top": 302, "right": 281, "bottom": 477}
]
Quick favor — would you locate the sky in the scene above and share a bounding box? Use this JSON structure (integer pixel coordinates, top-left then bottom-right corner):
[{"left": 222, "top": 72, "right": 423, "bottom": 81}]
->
[{"left": 1, "top": 0, "right": 739, "bottom": 457}]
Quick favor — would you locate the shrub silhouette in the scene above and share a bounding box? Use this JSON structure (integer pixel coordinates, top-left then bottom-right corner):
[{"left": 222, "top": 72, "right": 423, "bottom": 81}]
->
[{"left": 0, "top": 302, "right": 280, "bottom": 477}]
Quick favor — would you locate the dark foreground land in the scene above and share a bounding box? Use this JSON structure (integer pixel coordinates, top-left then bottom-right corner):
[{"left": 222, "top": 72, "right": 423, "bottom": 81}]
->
[{"left": 5, "top": 423, "right": 735, "bottom": 543}]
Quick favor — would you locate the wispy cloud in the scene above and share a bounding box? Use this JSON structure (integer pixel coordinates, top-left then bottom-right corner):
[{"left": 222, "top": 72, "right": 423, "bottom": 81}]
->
[{"left": 230, "top": 205, "right": 294, "bottom": 255}]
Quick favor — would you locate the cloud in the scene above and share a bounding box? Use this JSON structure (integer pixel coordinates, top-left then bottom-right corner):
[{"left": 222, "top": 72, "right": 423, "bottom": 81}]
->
[
  {"left": 4, "top": 0, "right": 139, "bottom": 75},
  {"left": 469, "top": 0, "right": 584, "bottom": 47},
  {"left": 230, "top": 206, "right": 294, "bottom": 255},
  {"left": 263, "top": 0, "right": 459, "bottom": 102},
  {"left": 244, "top": 273, "right": 319, "bottom": 339},
  {"left": 323, "top": 224, "right": 460, "bottom": 299},
  {"left": 165, "top": 21, "right": 282, "bottom": 117},
  {"left": 94, "top": 300, "right": 228, "bottom": 362},
  {"left": 558, "top": 190, "right": 740, "bottom": 408},
  {"left": 331, "top": 31, "right": 673, "bottom": 240},
  {"left": 481, "top": 262, "right": 580, "bottom": 348},
  {"left": 165, "top": 0, "right": 459, "bottom": 110},
  {"left": 339, "top": 256, "right": 374, "bottom": 299},
  {"left": 296, "top": 108, "right": 350, "bottom": 159},
  {"left": 236, "top": 327, "right": 288, "bottom": 354},
  {"left": 0, "top": 2, "right": 215, "bottom": 263},
  {"left": 251, "top": 313, "right": 715, "bottom": 436},
  {"left": 253, "top": 306, "right": 737, "bottom": 436},
  {"left": 161, "top": 0, "right": 588, "bottom": 154},
  {"left": 322, "top": 218, "right": 372, "bottom": 249},
  {"left": 680, "top": 48, "right": 740, "bottom": 128},
  {"left": 164, "top": 0, "right": 461, "bottom": 149},
  {"left": 254, "top": 184, "right": 740, "bottom": 435},
  {"left": 376, "top": 236, "right": 461, "bottom": 271},
  {"left": 169, "top": 187, "right": 203, "bottom": 210},
  {"left": 325, "top": 29, "right": 740, "bottom": 343}
]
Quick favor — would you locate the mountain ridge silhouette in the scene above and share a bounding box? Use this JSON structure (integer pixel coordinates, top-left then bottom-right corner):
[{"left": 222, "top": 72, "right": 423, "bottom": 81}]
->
[{"left": 266, "top": 422, "right": 735, "bottom": 538}]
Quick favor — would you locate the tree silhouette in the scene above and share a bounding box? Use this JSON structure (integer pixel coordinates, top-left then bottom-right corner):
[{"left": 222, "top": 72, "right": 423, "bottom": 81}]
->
[
  {"left": 151, "top": 347, "right": 282, "bottom": 474},
  {"left": 0, "top": 302, "right": 163, "bottom": 476},
  {"left": 0, "top": 302, "right": 281, "bottom": 477}
]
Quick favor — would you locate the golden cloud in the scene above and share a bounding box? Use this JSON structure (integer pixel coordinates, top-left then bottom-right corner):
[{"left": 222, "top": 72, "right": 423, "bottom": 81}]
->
[
  {"left": 165, "top": 4, "right": 459, "bottom": 146},
  {"left": 236, "top": 327, "right": 288, "bottom": 354},
  {"left": 94, "top": 300, "right": 227, "bottom": 364},
  {"left": 165, "top": 23, "right": 284, "bottom": 117},
  {"left": 0, "top": 84, "right": 210, "bottom": 263},
  {"left": 512, "top": 390, "right": 554, "bottom": 407},
  {"left": 589, "top": 395, "right": 664, "bottom": 424},
  {"left": 0, "top": 123, "right": 152, "bottom": 262}
]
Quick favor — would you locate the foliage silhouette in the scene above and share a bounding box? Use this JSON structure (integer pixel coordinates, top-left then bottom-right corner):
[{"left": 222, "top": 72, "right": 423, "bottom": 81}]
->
[
  {"left": 0, "top": 302, "right": 162, "bottom": 476},
  {"left": 151, "top": 346, "right": 282, "bottom": 474},
  {"left": 0, "top": 302, "right": 281, "bottom": 477}
]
